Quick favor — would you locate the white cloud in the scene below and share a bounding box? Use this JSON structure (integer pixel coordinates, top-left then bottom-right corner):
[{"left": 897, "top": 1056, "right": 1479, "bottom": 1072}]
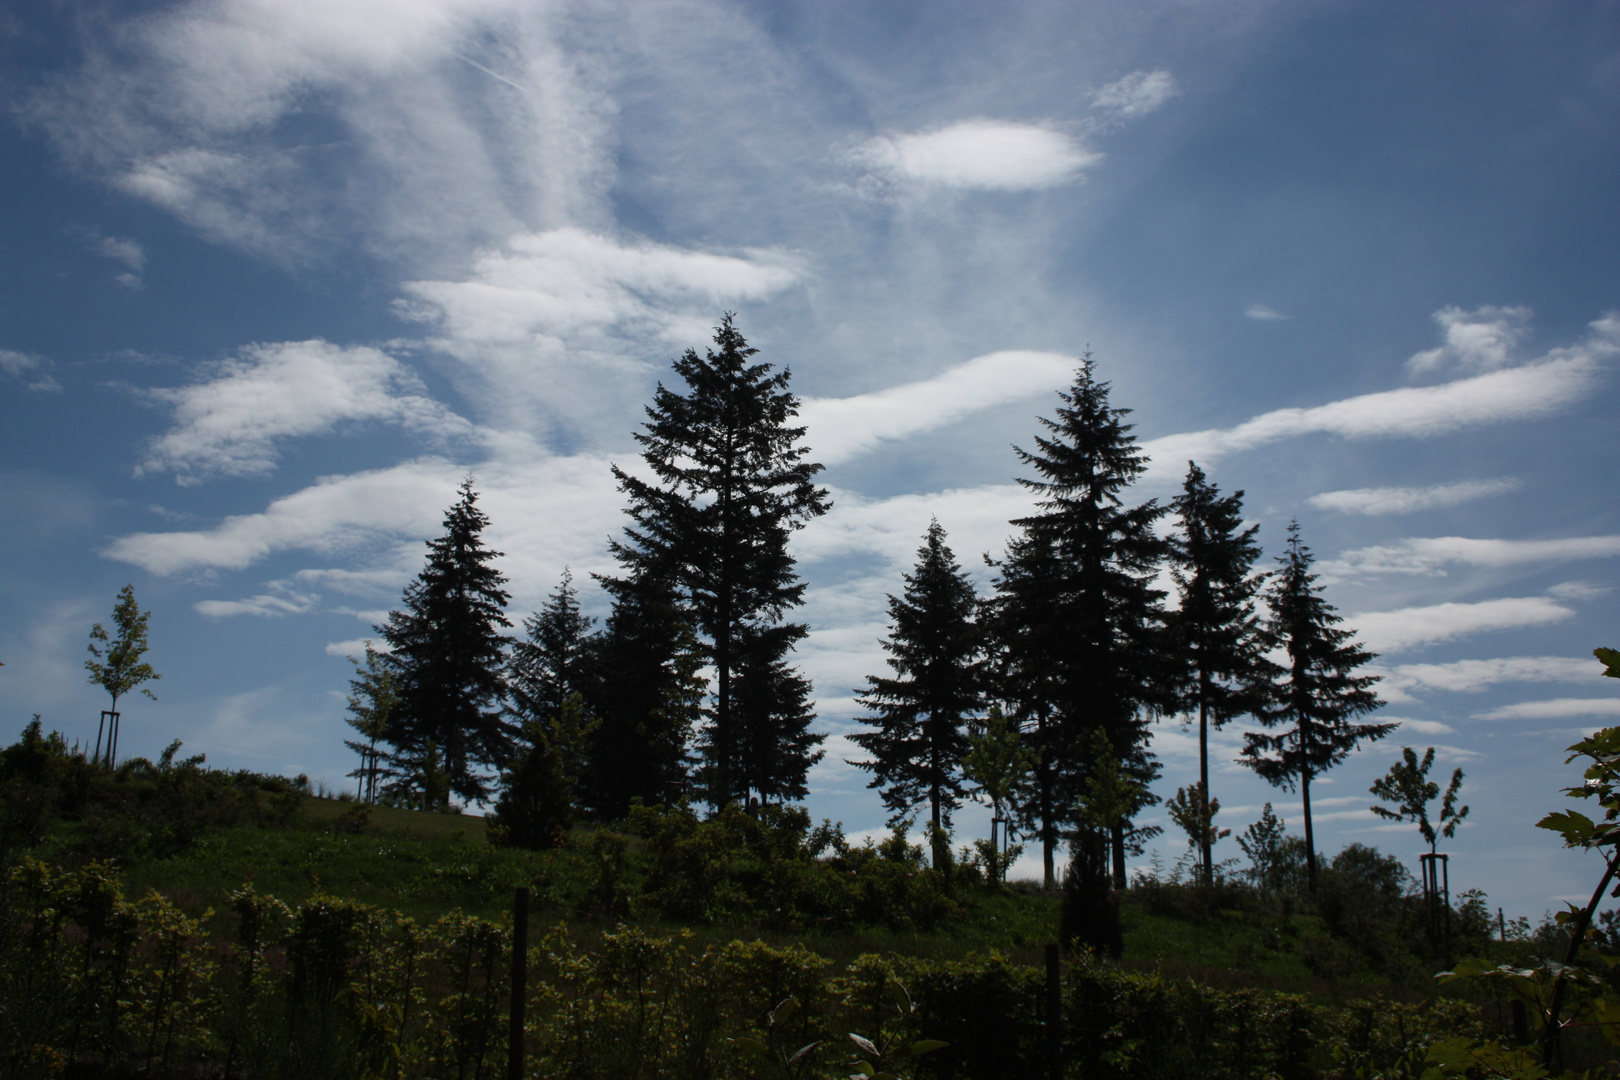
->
[
  {"left": 139, "top": 340, "right": 475, "bottom": 483},
  {"left": 398, "top": 228, "right": 804, "bottom": 436},
  {"left": 0, "top": 349, "right": 62, "bottom": 392},
  {"left": 1244, "top": 303, "right": 1287, "bottom": 321},
  {"left": 1474, "top": 698, "right": 1620, "bottom": 722},
  {"left": 1324, "top": 535, "right": 1620, "bottom": 577},
  {"left": 1407, "top": 305, "right": 1532, "bottom": 376},
  {"left": 800, "top": 350, "right": 1079, "bottom": 465},
  {"left": 325, "top": 637, "right": 386, "bottom": 659},
  {"left": 1546, "top": 580, "right": 1611, "bottom": 601},
  {"left": 1350, "top": 596, "right": 1574, "bottom": 654},
  {"left": 1378, "top": 655, "right": 1606, "bottom": 696},
  {"left": 849, "top": 121, "right": 1102, "bottom": 194},
  {"left": 25, "top": 0, "right": 615, "bottom": 266},
  {"left": 1089, "top": 70, "right": 1179, "bottom": 123},
  {"left": 96, "top": 235, "right": 146, "bottom": 273},
  {"left": 106, "top": 459, "right": 466, "bottom": 575},
  {"left": 1309, "top": 477, "right": 1521, "bottom": 516},
  {"left": 1143, "top": 310, "right": 1616, "bottom": 471},
  {"left": 195, "top": 588, "right": 320, "bottom": 619},
  {"left": 1390, "top": 718, "right": 1457, "bottom": 736}
]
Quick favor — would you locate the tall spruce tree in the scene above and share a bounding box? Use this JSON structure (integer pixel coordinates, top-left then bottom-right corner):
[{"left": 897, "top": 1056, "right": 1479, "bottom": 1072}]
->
[
  {"left": 989, "top": 357, "right": 1169, "bottom": 887},
  {"left": 376, "top": 477, "right": 513, "bottom": 809},
  {"left": 851, "top": 519, "right": 984, "bottom": 867},
  {"left": 510, "top": 569, "right": 595, "bottom": 729},
  {"left": 1167, "top": 462, "right": 1277, "bottom": 885},
  {"left": 607, "top": 314, "right": 830, "bottom": 808},
  {"left": 1239, "top": 520, "right": 1391, "bottom": 891}
]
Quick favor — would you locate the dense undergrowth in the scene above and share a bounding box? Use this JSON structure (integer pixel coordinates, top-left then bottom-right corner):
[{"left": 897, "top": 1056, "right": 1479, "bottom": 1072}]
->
[{"left": 3, "top": 719, "right": 1617, "bottom": 1078}]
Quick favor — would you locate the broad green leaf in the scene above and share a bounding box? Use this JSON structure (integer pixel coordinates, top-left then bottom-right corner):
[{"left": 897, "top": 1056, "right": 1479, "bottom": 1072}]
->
[
  {"left": 1595, "top": 646, "right": 1620, "bottom": 679},
  {"left": 729, "top": 1037, "right": 770, "bottom": 1059},
  {"left": 1537, "top": 809, "right": 1595, "bottom": 846},
  {"left": 910, "top": 1040, "right": 949, "bottom": 1056}
]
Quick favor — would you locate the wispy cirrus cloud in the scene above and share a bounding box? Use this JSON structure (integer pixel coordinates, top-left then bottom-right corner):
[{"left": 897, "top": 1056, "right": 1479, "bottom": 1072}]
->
[
  {"left": 139, "top": 340, "right": 476, "bottom": 483},
  {"left": 1142, "top": 310, "right": 1617, "bottom": 472},
  {"left": 1244, "top": 303, "right": 1287, "bottom": 321},
  {"left": 0, "top": 349, "right": 62, "bottom": 392},
  {"left": 1350, "top": 596, "right": 1575, "bottom": 654},
  {"left": 398, "top": 228, "right": 804, "bottom": 438},
  {"left": 195, "top": 585, "right": 320, "bottom": 619},
  {"left": 1376, "top": 655, "right": 1606, "bottom": 699},
  {"left": 800, "top": 351, "right": 1078, "bottom": 465},
  {"left": 1309, "top": 477, "right": 1521, "bottom": 516},
  {"left": 1088, "top": 70, "right": 1179, "bottom": 125},
  {"left": 1474, "top": 698, "right": 1620, "bottom": 722},
  {"left": 1324, "top": 535, "right": 1620, "bottom": 577}
]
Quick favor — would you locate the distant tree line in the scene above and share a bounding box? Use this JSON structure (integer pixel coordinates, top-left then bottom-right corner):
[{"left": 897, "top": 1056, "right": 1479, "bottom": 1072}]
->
[{"left": 346, "top": 319, "right": 1391, "bottom": 899}]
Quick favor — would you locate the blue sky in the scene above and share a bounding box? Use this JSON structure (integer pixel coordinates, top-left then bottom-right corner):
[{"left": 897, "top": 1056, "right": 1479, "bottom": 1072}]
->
[{"left": 1, "top": 0, "right": 1617, "bottom": 920}]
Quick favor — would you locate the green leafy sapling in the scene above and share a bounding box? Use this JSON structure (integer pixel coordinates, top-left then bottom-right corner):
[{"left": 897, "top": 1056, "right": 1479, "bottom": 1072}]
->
[
  {"left": 1167, "top": 781, "right": 1230, "bottom": 883},
  {"left": 1429, "top": 648, "right": 1620, "bottom": 1074},
  {"left": 841, "top": 982, "right": 947, "bottom": 1080},
  {"left": 1237, "top": 803, "right": 1289, "bottom": 891},
  {"left": 343, "top": 642, "right": 397, "bottom": 804},
  {"left": 961, "top": 703, "right": 1033, "bottom": 881},
  {"left": 730, "top": 997, "right": 824, "bottom": 1080},
  {"left": 86, "top": 584, "right": 161, "bottom": 713},
  {"left": 1369, "top": 745, "right": 1469, "bottom": 859}
]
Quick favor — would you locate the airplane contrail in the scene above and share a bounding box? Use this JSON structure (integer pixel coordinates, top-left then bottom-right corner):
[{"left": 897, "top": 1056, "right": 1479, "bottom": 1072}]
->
[{"left": 450, "top": 51, "right": 526, "bottom": 92}]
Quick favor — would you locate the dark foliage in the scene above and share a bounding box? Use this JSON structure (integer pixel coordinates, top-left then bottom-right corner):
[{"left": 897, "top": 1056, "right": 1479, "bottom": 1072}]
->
[
  {"left": 988, "top": 356, "right": 1169, "bottom": 886},
  {"left": 728, "top": 622, "right": 825, "bottom": 806},
  {"left": 851, "top": 519, "right": 984, "bottom": 866},
  {"left": 1240, "top": 521, "right": 1392, "bottom": 890},
  {"left": 606, "top": 315, "right": 830, "bottom": 807},
  {"left": 1168, "top": 462, "right": 1277, "bottom": 884},
  {"left": 490, "top": 693, "right": 597, "bottom": 850},
  {"left": 509, "top": 568, "right": 595, "bottom": 732},
  {"left": 1060, "top": 825, "right": 1123, "bottom": 960},
  {"left": 377, "top": 477, "right": 514, "bottom": 808}
]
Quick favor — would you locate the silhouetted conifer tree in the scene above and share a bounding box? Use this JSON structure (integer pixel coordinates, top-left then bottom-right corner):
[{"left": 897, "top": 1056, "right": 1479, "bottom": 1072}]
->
[
  {"left": 376, "top": 477, "right": 513, "bottom": 809},
  {"left": 851, "top": 519, "right": 984, "bottom": 867},
  {"left": 578, "top": 567, "right": 700, "bottom": 818},
  {"left": 510, "top": 568, "right": 595, "bottom": 729},
  {"left": 1240, "top": 520, "right": 1391, "bottom": 891},
  {"left": 1167, "top": 462, "right": 1277, "bottom": 884},
  {"left": 989, "top": 357, "right": 1169, "bottom": 887},
  {"left": 490, "top": 693, "right": 598, "bottom": 849},
  {"left": 606, "top": 315, "right": 829, "bottom": 807},
  {"left": 728, "top": 623, "right": 824, "bottom": 806}
]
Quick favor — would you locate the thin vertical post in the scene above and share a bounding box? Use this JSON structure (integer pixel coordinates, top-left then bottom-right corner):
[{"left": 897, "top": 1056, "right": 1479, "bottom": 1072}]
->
[
  {"left": 108, "top": 711, "right": 120, "bottom": 770},
  {"left": 1045, "top": 943, "right": 1061, "bottom": 1080},
  {"left": 1498, "top": 908, "right": 1506, "bottom": 944},
  {"left": 508, "top": 886, "right": 529, "bottom": 1080}
]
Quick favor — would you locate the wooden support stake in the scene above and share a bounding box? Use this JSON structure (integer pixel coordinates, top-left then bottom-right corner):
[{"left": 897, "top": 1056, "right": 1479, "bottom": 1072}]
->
[{"left": 508, "top": 886, "right": 529, "bottom": 1080}]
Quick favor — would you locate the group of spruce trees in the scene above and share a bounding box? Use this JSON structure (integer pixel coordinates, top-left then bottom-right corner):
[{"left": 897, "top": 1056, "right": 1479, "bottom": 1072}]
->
[{"left": 345, "top": 318, "right": 1391, "bottom": 892}]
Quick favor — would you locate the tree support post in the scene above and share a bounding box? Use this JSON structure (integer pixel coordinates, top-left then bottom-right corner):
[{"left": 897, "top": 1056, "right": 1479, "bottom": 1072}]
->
[{"left": 508, "top": 886, "right": 529, "bottom": 1080}]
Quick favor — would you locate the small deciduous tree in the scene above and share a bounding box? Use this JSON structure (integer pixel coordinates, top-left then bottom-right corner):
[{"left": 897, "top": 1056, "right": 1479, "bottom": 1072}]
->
[
  {"left": 86, "top": 584, "right": 160, "bottom": 769},
  {"left": 1369, "top": 745, "right": 1468, "bottom": 859},
  {"left": 1166, "top": 781, "right": 1231, "bottom": 876},
  {"left": 961, "top": 703, "right": 1033, "bottom": 881},
  {"left": 1059, "top": 729, "right": 1137, "bottom": 958},
  {"left": 1239, "top": 521, "right": 1391, "bottom": 891},
  {"left": 343, "top": 642, "right": 396, "bottom": 804},
  {"left": 1236, "top": 802, "right": 1290, "bottom": 891}
]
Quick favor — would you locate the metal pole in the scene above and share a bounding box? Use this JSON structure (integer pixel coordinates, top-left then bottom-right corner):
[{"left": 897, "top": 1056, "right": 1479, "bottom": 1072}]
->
[
  {"left": 508, "top": 886, "right": 529, "bottom": 1080},
  {"left": 1045, "top": 943, "right": 1061, "bottom": 1080}
]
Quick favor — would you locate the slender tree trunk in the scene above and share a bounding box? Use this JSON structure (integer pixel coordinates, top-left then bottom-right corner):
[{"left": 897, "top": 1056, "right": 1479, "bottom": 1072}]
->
[
  {"left": 1038, "top": 740, "right": 1056, "bottom": 888},
  {"left": 1301, "top": 770, "right": 1318, "bottom": 893},
  {"left": 1199, "top": 664, "right": 1212, "bottom": 887},
  {"left": 1111, "top": 820, "right": 1126, "bottom": 889},
  {"left": 716, "top": 452, "right": 735, "bottom": 806}
]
